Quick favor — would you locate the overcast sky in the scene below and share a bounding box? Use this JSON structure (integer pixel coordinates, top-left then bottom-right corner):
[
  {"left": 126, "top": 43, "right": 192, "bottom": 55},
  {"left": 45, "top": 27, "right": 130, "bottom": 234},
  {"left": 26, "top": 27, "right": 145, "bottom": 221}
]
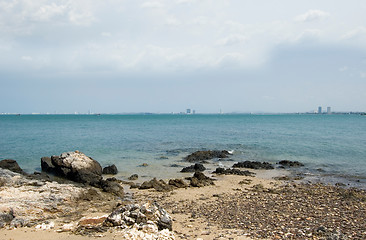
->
[{"left": 1, "top": 0, "right": 365, "bottom": 113}]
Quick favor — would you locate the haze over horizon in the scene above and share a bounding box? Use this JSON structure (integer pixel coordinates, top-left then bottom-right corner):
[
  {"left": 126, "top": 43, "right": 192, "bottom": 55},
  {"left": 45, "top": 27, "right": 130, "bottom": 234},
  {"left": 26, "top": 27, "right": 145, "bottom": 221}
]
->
[{"left": 1, "top": 0, "right": 366, "bottom": 114}]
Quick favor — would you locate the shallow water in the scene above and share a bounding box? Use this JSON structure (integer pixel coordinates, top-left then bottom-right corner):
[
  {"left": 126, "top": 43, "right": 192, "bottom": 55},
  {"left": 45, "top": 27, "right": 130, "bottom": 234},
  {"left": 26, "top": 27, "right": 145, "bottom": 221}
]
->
[{"left": 0, "top": 114, "right": 365, "bottom": 187}]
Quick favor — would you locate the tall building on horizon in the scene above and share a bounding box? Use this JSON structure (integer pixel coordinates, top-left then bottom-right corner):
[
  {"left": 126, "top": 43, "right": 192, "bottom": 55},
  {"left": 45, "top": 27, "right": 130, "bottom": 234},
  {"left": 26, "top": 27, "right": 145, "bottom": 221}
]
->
[
  {"left": 327, "top": 107, "right": 331, "bottom": 114},
  {"left": 318, "top": 106, "right": 322, "bottom": 114},
  {"left": 186, "top": 109, "right": 191, "bottom": 114}
]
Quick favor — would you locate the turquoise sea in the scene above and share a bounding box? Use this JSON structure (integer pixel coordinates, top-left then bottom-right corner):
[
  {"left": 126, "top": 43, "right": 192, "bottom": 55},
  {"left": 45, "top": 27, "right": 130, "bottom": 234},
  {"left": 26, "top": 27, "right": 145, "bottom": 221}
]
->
[{"left": 0, "top": 114, "right": 365, "bottom": 188}]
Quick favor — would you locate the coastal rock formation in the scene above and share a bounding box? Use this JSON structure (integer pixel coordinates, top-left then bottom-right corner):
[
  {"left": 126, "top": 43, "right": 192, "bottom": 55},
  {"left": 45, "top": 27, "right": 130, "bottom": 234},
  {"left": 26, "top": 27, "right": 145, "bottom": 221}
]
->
[
  {"left": 232, "top": 161, "right": 274, "bottom": 170},
  {"left": 102, "top": 164, "right": 118, "bottom": 175},
  {"left": 180, "top": 163, "right": 206, "bottom": 172},
  {"left": 278, "top": 160, "right": 304, "bottom": 167},
  {"left": 188, "top": 172, "right": 215, "bottom": 187},
  {"left": 105, "top": 202, "right": 173, "bottom": 231},
  {"left": 213, "top": 167, "right": 255, "bottom": 176},
  {"left": 0, "top": 159, "right": 25, "bottom": 174},
  {"left": 128, "top": 174, "right": 139, "bottom": 180},
  {"left": 185, "top": 150, "right": 231, "bottom": 162},
  {"left": 41, "top": 151, "right": 102, "bottom": 185},
  {"left": 168, "top": 179, "right": 188, "bottom": 188},
  {"left": 139, "top": 178, "right": 174, "bottom": 192},
  {"left": 100, "top": 178, "right": 125, "bottom": 197}
]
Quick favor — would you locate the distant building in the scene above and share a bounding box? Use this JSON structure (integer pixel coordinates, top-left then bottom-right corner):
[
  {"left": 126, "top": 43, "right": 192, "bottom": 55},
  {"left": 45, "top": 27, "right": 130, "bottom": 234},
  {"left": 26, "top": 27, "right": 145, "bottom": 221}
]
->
[
  {"left": 318, "top": 106, "right": 322, "bottom": 114},
  {"left": 327, "top": 107, "right": 331, "bottom": 114},
  {"left": 192, "top": 110, "right": 196, "bottom": 114},
  {"left": 186, "top": 109, "right": 191, "bottom": 114}
]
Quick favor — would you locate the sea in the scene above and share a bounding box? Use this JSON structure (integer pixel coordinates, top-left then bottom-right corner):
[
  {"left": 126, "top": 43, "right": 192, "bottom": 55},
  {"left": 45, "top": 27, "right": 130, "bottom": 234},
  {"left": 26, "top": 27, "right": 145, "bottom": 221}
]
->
[{"left": 0, "top": 114, "right": 365, "bottom": 188}]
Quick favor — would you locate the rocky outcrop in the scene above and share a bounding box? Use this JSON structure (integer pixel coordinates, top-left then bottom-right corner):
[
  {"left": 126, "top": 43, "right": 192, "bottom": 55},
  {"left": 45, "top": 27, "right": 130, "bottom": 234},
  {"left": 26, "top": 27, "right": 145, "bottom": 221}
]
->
[
  {"left": 139, "top": 178, "right": 173, "bottom": 192},
  {"left": 105, "top": 202, "right": 172, "bottom": 231},
  {"left": 180, "top": 163, "right": 206, "bottom": 172},
  {"left": 185, "top": 150, "right": 231, "bottom": 162},
  {"left": 100, "top": 178, "right": 124, "bottom": 198},
  {"left": 188, "top": 172, "right": 215, "bottom": 187},
  {"left": 128, "top": 174, "right": 139, "bottom": 180},
  {"left": 168, "top": 179, "right": 188, "bottom": 188},
  {"left": 213, "top": 167, "right": 255, "bottom": 176},
  {"left": 278, "top": 160, "right": 304, "bottom": 167},
  {"left": 41, "top": 151, "right": 102, "bottom": 185},
  {"left": 0, "top": 159, "right": 25, "bottom": 174},
  {"left": 232, "top": 161, "right": 274, "bottom": 170},
  {"left": 102, "top": 164, "right": 118, "bottom": 175}
]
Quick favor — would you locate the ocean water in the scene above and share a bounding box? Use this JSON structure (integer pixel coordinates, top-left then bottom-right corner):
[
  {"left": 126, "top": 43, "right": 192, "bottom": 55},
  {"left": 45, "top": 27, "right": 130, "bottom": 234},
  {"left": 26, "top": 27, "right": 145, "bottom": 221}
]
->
[{"left": 0, "top": 114, "right": 365, "bottom": 188}]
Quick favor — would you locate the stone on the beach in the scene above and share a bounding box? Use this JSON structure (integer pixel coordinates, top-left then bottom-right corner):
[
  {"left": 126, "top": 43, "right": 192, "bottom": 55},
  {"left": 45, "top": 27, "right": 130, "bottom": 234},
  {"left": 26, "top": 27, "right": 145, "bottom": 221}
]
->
[
  {"left": 0, "top": 209, "right": 14, "bottom": 228},
  {"left": 128, "top": 174, "right": 139, "bottom": 180},
  {"left": 213, "top": 167, "right": 255, "bottom": 176},
  {"left": 278, "top": 160, "right": 304, "bottom": 167},
  {"left": 0, "top": 159, "right": 25, "bottom": 174},
  {"left": 42, "top": 151, "right": 102, "bottom": 185},
  {"left": 185, "top": 150, "right": 231, "bottom": 162},
  {"left": 102, "top": 164, "right": 118, "bottom": 175},
  {"left": 99, "top": 178, "right": 124, "bottom": 198},
  {"left": 40, "top": 157, "right": 55, "bottom": 173},
  {"left": 189, "top": 172, "right": 215, "bottom": 187},
  {"left": 105, "top": 202, "right": 172, "bottom": 231},
  {"left": 232, "top": 161, "right": 274, "bottom": 170},
  {"left": 168, "top": 179, "right": 188, "bottom": 188},
  {"left": 181, "top": 163, "right": 206, "bottom": 172},
  {"left": 139, "top": 178, "right": 173, "bottom": 192}
]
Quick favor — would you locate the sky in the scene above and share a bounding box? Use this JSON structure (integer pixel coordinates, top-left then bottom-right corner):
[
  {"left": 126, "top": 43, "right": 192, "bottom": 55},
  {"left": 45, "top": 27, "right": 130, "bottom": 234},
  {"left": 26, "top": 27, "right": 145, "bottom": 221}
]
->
[{"left": 0, "top": 0, "right": 366, "bottom": 114}]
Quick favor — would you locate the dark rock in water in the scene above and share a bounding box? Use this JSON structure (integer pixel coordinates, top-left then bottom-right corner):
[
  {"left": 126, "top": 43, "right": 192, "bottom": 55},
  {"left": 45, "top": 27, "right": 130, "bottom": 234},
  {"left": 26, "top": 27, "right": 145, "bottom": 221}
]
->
[
  {"left": 213, "top": 167, "right": 255, "bottom": 176},
  {"left": 168, "top": 179, "right": 188, "bottom": 188},
  {"left": 0, "top": 159, "right": 25, "bottom": 174},
  {"left": 139, "top": 178, "right": 173, "bottom": 192},
  {"left": 139, "top": 163, "right": 149, "bottom": 167},
  {"left": 99, "top": 178, "right": 124, "bottom": 198},
  {"left": 188, "top": 172, "right": 215, "bottom": 187},
  {"left": 128, "top": 174, "right": 139, "bottom": 180},
  {"left": 185, "top": 150, "right": 231, "bottom": 162},
  {"left": 278, "top": 160, "right": 304, "bottom": 167},
  {"left": 102, "top": 164, "right": 118, "bottom": 175},
  {"left": 41, "top": 157, "right": 55, "bottom": 173},
  {"left": 232, "top": 161, "right": 274, "bottom": 170},
  {"left": 42, "top": 151, "right": 102, "bottom": 186},
  {"left": 181, "top": 163, "right": 206, "bottom": 173},
  {"left": 169, "top": 164, "right": 184, "bottom": 168}
]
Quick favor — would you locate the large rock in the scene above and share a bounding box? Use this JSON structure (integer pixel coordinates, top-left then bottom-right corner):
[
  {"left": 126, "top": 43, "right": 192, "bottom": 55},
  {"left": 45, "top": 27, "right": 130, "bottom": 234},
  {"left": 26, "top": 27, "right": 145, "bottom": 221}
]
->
[
  {"left": 180, "top": 163, "right": 206, "bottom": 173},
  {"left": 42, "top": 151, "right": 102, "bottom": 185},
  {"left": 102, "top": 164, "right": 118, "bottom": 175},
  {"left": 188, "top": 172, "right": 215, "bottom": 187},
  {"left": 213, "top": 167, "right": 255, "bottom": 176},
  {"left": 232, "top": 161, "right": 274, "bottom": 170},
  {"left": 139, "top": 178, "right": 173, "bottom": 192},
  {"left": 185, "top": 150, "right": 231, "bottom": 163},
  {"left": 278, "top": 160, "right": 304, "bottom": 167},
  {"left": 0, "top": 159, "right": 24, "bottom": 174}
]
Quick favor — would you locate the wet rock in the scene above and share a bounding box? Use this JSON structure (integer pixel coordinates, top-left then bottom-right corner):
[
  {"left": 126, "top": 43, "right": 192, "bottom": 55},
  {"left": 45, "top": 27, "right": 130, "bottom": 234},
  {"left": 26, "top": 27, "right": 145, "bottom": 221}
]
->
[
  {"left": 42, "top": 151, "right": 102, "bottom": 185},
  {"left": 139, "top": 178, "right": 174, "bottom": 192},
  {"left": 188, "top": 172, "right": 215, "bottom": 187},
  {"left": 181, "top": 163, "right": 206, "bottom": 173},
  {"left": 0, "top": 159, "right": 25, "bottom": 174},
  {"left": 185, "top": 150, "right": 231, "bottom": 162},
  {"left": 232, "top": 161, "right": 274, "bottom": 170},
  {"left": 105, "top": 202, "right": 172, "bottom": 231},
  {"left": 128, "top": 174, "right": 139, "bottom": 180},
  {"left": 102, "top": 164, "right": 118, "bottom": 175},
  {"left": 168, "top": 179, "right": 188, "bottom": 188},
  {"left": 213, "top": 167, "right": 255, "bottom": 176},
  {"left": 41, "top": 157, "right": 55, "bottom": 173},
  {"left": 278, "top": 160, "right": 304, "bottom": 167}
]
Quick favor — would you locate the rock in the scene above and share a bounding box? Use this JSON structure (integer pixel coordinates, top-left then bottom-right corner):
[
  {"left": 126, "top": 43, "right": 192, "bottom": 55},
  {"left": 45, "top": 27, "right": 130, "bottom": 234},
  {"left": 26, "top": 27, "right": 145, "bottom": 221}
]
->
[
  {"left": 278, "top": 160, "right": 304, "bottom": 167},
  {"left": 213, "top": 167, "right": 255, "bottom": 176},
  {"left": 232, "top": 161, "right": 274, "bottom": 170},
  {"left": 168, "top": 179, "right": 188, "bottom": 188},
  {"left": 139, "top": 178, "right": 173, "bottom": 192},
  {"left": 105, "top": 202, "right": 172, "bottom": 231},
  {"left": 0, "top": 159, "right": 25, "bottom": 174},
  {"left": 102, "top": 164, "right": 118, "bottom": 175},
  {"left": 181, "top": 163, "right": 206, "bottom": 173},
  {"left": 100, "top": 178, "right": 124, "bottom": 198},
  {"left": 128, "top": 174, "right": 139, "bottom": 180},
  {"left": 169, "top": 164, "right": 184, "bottom": 168},
  {"left": 188, "top": 172, "right": 215, "bottom": 187},
  {"left": 43, "top": 151, "right": 102, "bottom": 185},
  {"left": 185, "top": 150, "right": 231, "bottom": 162},
  {"left": 139, "top": 163, "right": 149, "bottom": 167},
  {"left": 0, "top": 209, "right": 14, "bottom": 228},
  {"left": 41, "top": 157, "right": 55, "bottom": 173}
]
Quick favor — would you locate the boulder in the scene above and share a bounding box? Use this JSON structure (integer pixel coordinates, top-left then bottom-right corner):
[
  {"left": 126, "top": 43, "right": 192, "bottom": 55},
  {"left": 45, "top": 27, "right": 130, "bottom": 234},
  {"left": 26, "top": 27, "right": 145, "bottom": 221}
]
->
[
  {"left": 102, "top": 164, "right": 118, "bottom": 175},
  {"left": 232, "top": 161, "right": 274, "bottom": 170},
  {"left": 139, "top": 178, "right": 173, "bottom": 192},
  {"left": 168, "top": 179, "right": 188, "bottom": 188},
  {"left": 278, "top": 160, "right": 304, "bottom": 167},
  {"left": 128, "top": 174, "right": 139, "bottom": 180},
  {"left": 100, "top": 178, "right": 124, "bottom": 198},
  {"left": 41, "top": 157, "right": 55, "bottom": 173},
  {"left": 0, "top": 159, "right": 24, "bottom": 174},
  {"left": 213, "top": 167, "right": 255, "bottom": 176},
  {"left": 180, "top": 163, "right": 206, "bottom": 173},
  {"left": 42, "top": 151, "right": 102, "bottom": 185},
  {"left": 188, "top": 172, "right": 215, "bottom": 187},
  {"left": 185, "top": 150, "right": 231, "bottom": 162}
]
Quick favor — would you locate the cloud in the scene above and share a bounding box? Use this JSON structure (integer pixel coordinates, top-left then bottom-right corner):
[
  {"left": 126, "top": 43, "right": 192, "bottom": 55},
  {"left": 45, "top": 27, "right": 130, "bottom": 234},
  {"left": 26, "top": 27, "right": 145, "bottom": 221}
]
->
[
  {"left": 21, "top": 56, "right": 33, "bottom": 61},
  {"left": 141, "top": 1, "right": 164, "bottom": 9},
  {"left": 176, "top": 0, "right": 196, "bottom": 4},
  {"left": 216, "top": 34, "right": 247, "bottom": 46},
  {"left": 101, "top": 32, "right": 112, "bottom": 37},
  {"left": 295, "top": 29, "right": 322, "bottom": 42},
  {"left": 342, "top": 26, "right": 366, "bottom": 40},
  {"left": 295, "top": 10, "right": 330, "bottom": 22}
]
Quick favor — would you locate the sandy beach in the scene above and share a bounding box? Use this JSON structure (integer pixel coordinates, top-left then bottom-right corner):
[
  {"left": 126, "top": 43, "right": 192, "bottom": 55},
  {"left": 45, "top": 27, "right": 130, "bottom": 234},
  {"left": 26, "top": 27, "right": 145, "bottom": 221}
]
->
[{"left": 1, "top": 165, "right": 365, "bottom": 240}]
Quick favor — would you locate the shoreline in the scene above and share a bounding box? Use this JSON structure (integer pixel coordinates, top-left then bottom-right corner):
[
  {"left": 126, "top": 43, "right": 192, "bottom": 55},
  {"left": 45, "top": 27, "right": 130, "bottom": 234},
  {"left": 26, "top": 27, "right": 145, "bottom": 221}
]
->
[{"left": 1, "top": 166, "right": 365, "bottom": 240}]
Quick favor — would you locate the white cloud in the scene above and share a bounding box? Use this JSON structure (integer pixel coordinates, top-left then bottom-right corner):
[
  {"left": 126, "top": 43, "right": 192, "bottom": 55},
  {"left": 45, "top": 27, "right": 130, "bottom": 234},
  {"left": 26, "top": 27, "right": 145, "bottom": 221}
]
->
[
  {"left": 32, "top": 3, "right": 67, "bottom": 21},
  {"left": 101, "top": 32, "right": 112, "bottom": 37},
  {"left": 295, "top": 29, "right": 322, "bottom": 42},
  {"left": 141, "top": 1, "right": 164, "bottom": 9},
  {"left": 295, "top": 10, "right": 330, "bottom": 22},
  {"left": 342, "top": 26, "right": 366, "bottom": 39},
  {"left": 21, "top": 56, "right": 33, "bottom": 61},
  {"left": 216, "top": 34, "right": 247, "bottom": 46},
  {"left": 176, "top": 0, "right": 196, "bottom": 4}
]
